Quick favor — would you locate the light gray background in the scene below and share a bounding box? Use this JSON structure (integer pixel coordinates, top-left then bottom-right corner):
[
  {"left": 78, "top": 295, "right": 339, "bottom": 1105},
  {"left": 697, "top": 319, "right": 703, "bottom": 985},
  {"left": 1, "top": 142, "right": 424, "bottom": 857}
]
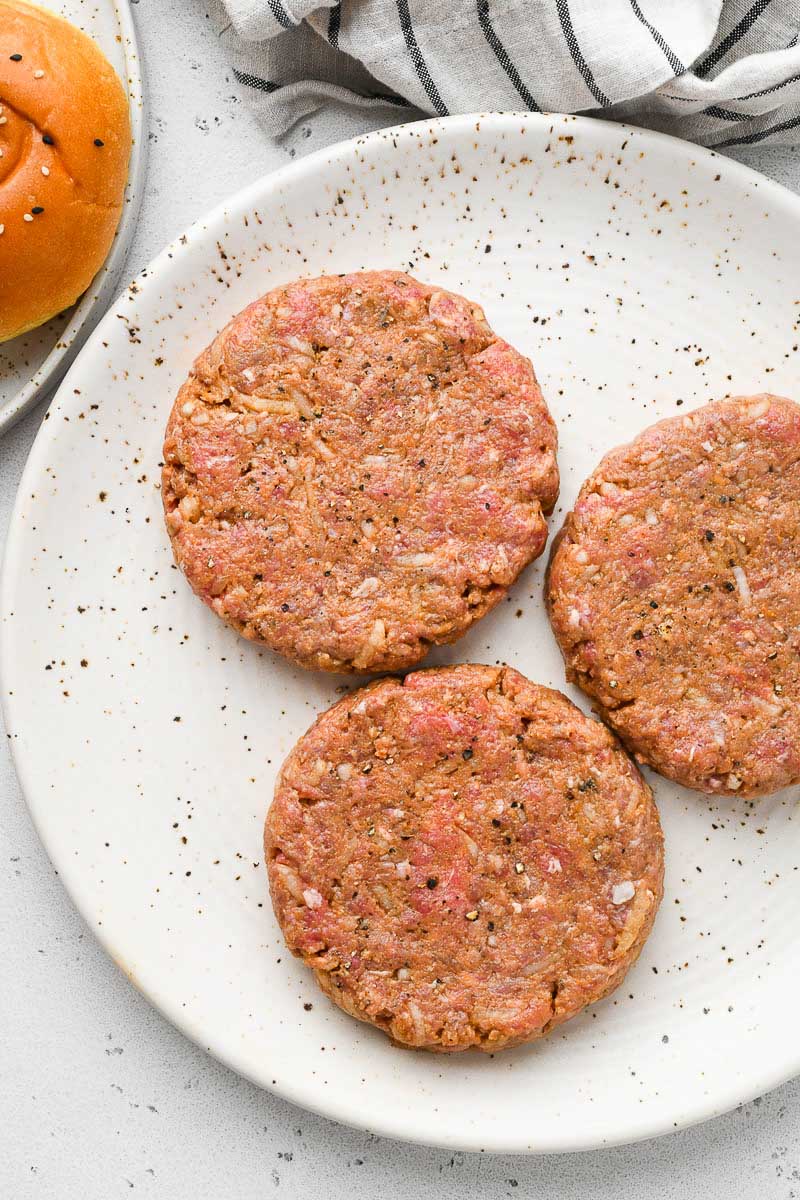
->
[{"left": 2, "top": 2, "right": 800, "bottom": 1195}]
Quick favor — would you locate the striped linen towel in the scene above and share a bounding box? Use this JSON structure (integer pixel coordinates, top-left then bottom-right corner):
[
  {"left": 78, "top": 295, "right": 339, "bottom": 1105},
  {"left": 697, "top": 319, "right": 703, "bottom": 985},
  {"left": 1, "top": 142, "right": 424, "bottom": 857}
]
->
[{"left": 215, "top": 0, "right": 800, "bottom": 156}]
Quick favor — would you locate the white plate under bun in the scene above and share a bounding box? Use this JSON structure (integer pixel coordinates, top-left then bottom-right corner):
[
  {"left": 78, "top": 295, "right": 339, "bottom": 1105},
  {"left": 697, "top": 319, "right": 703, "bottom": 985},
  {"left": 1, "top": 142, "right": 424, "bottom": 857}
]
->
[
  {"left": 3, "top": 113, "right": 800, "bottom": 1152},
  {"left": 0, "top": 0, "right": 145, "bottom": 433}
]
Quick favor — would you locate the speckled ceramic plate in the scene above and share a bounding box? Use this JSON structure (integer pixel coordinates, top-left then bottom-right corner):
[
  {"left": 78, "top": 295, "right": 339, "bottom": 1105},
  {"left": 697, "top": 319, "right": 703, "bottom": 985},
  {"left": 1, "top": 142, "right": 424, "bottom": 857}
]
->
[
  {"left": 4, "top": 113, "right": 800, "bottom": 1154},
  {"left": 0, "top": 0, "right": 146, "bottom": 434}
]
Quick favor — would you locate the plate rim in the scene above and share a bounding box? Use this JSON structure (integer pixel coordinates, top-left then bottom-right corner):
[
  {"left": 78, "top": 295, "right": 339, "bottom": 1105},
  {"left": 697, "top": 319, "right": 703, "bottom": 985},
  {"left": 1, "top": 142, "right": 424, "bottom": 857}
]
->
[
  {"left": 0, "top": 0, "right": 148, "bottom": 434},
  {"left": 4, "top": 110, "right": 800, "bottom": 1153}
]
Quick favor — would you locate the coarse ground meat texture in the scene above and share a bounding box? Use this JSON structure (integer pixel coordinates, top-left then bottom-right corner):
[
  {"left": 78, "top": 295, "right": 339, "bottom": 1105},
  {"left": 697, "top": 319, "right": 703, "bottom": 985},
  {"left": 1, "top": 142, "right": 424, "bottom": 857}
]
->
[
  {"left": 265, "top": 664, "right": 663, "bottom": 1053},
  {"left": 547, "top": 394, "right": 800, "bottom": 798},
  {"left": 162, "top": 271, "right": 558, "bottom": 673}
]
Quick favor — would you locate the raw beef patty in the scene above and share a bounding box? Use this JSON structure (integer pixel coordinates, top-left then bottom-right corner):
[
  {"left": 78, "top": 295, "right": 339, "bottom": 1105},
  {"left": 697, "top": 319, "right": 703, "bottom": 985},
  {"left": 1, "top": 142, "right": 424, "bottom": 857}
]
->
[
  {"left": 266, "top": 664, "right": 663, "bottom": 1052},
  {"left": 163, "top": 271, "right": 558, "bottom": 673},
  {"left": 548, "top": 394, "right": 800, "bottom": 797}
]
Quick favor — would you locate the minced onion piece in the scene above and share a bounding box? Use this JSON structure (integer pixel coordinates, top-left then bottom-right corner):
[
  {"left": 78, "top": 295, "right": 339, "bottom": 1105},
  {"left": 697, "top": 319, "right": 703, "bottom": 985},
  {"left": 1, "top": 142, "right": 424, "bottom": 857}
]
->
[{"left": 733, "top": 565, "right": 752, "bottom": 605}]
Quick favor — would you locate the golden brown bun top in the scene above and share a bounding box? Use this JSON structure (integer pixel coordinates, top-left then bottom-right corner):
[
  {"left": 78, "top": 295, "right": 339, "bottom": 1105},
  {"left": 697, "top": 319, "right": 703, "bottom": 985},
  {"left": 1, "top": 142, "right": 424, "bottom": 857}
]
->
[{"left": 0, "top": 1, "right": 131, "bottom": 342}]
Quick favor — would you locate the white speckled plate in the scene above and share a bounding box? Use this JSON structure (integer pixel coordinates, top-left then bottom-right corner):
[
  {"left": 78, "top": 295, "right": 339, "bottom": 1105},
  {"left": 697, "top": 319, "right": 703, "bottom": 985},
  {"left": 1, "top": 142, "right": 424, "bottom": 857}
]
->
[
  {"left": 0, "top": 0, "right": 146, "bottom": 434},
  {"left": 4, "top": 113, "right": 800, "bottom": 1154}
]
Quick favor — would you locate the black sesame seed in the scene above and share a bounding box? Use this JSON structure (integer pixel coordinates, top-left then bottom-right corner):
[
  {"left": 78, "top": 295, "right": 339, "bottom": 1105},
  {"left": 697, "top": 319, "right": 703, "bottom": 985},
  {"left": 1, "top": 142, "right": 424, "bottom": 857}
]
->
[
  {"left": 42, "top": 134, "right": 54, "bottom": 145},
  {"left": 426, "top": 877, "right": 438, "bottom": 889},
  {"left": 491, "top": 818, "right": 501, "bottom": 828},
  {"left": 10, "top": 53, "right": 22, "bottom": 61},
  {"left": 280, "top": 603, "right": 290, "bottom": 612},
  {"left": 94, "top": 138, "right": 105, "bottom": 147},
  {"left": 724, "top": 581, "right": 735, "bottom": 592},
  {"left": 31, "top": 206, "right": 44, "bottom": 215},
  {"left": 705, "top": 529, "right": 715, "bottom": 542},
  {"left": 487, "top": 920, "right": 495, "bottom": 931},
  {"left": 462, "top": 747, "right": 473, "bottom": 760},
  {"left": 649, "top": 600, "right": 659, "bottom": 609}
]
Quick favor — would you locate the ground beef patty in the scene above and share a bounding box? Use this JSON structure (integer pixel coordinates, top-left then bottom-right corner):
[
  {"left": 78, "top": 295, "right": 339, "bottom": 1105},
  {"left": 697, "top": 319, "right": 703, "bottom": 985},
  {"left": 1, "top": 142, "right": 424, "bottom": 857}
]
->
[
  {"left": 266, "top": 664, "right": 663, "bottom": 1052},
  {"left": 547, "top": 394, "right": 800, "bottom": 797},
  {"left": 163, "top": 271, "right": 558, "bottom": 673}
]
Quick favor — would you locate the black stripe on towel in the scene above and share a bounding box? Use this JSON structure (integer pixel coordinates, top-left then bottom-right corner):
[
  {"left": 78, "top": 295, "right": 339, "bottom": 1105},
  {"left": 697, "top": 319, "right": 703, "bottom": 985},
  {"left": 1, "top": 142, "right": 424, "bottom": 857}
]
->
[
  {"left": 268, "top": 0, "right": 294, "bottom": 29},
  {"left": 628, "top": 0, "right": 685, "bottom": 75},
  {"left": 706, "top": 104, "right": 751, "bottom": 121},
  {"left": 476, "top": 0, "right": 540, "bottom": 110},
  {"left": 695, "top": 0, "right": 773, "bottom": 78},
  {"left": 396, "top": 0, "right": 448, "bottom": 115},
  {"left": 327, "top": 3, "right": 341, "bottom": 48},
  {"left": 233, "top": 68, "right": 281, "bottom": 94},
  {"left": 737, "top": 70, "right": 800, "bottom": 101},
  {"left": 371, "top": 91, "right": 413, "bottom": 107},
  {"left": 556, "top": 0, "right": 611, "bottom": 106},
  {"left": 711, "top": 110, "right": 800, "bottom": 147}
]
